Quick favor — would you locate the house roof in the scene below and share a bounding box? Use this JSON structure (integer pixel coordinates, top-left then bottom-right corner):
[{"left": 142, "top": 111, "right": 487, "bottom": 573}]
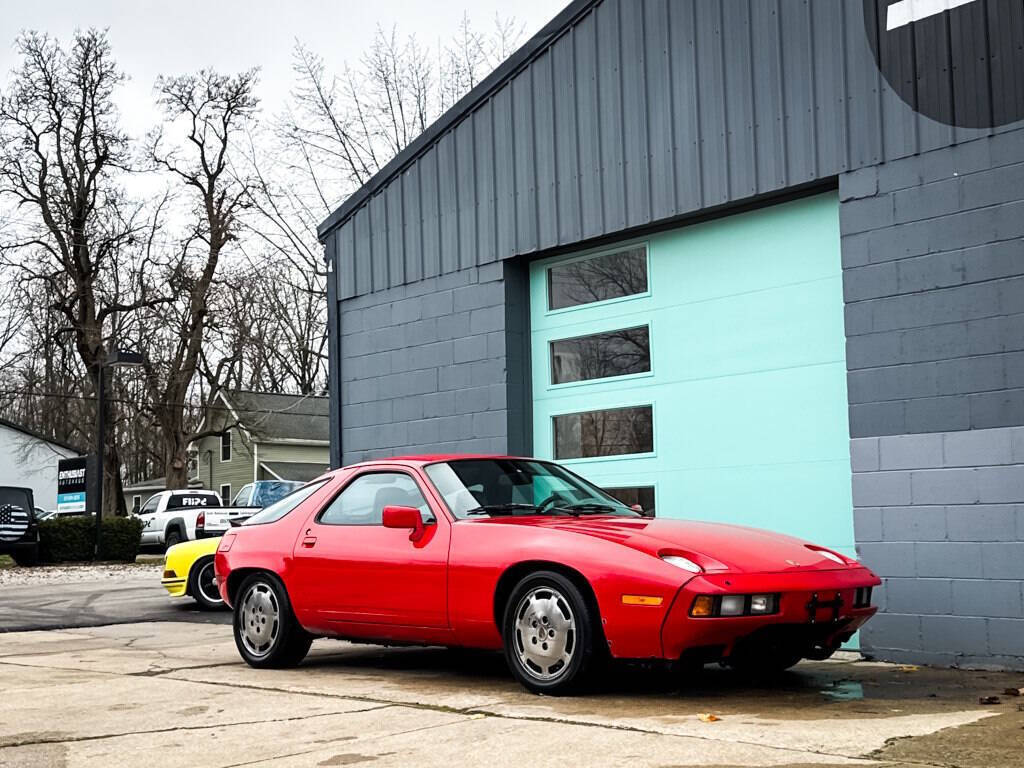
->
[
  {"left": 222, "top": 390, "right": 330, "bottom": 443},
  {"left": 316, "top": 0, "right": 595, "bottom": 240},
  {"left": 123, "top": 476, "right": 203, "bottom": 493},
  {"left": 0, "top": 417, "right": 83, "bottom": 455},
  {"left": 260, "top": 461, "right": 330, "bottom": 483}
]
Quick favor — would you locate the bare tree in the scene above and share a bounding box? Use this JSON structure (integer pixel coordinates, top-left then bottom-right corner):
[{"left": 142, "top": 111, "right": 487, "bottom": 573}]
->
[
  {"left": 142, "top": 68, "right": 259, "bottom": 489},
  {"left": 0, "top": 30, "right": 164, "bottom": 514}
]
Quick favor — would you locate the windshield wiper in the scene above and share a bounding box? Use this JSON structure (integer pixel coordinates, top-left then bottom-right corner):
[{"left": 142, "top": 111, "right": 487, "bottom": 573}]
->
[
  {"left": 465, "top": 503, "right": 541, "bottom": 516},
  {"left": 553, "top": 503, "right": 620, "bottom": 515}
]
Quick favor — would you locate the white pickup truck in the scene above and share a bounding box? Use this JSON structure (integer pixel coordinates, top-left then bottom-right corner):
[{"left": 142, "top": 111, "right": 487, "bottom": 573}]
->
[{"left": 135, "top": 490, "right": 255, "bottom": 548}]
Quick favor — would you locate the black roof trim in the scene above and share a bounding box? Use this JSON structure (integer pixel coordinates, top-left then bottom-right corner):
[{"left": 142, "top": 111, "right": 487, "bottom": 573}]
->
[{"left": 317, "top": 0, "right": 597, "bottom": 242}]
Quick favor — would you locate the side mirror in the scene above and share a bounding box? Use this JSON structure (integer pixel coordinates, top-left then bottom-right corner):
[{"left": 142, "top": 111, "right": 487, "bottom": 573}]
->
[{"left": 382, "top": 505, "right": 426, "bottom": 541}]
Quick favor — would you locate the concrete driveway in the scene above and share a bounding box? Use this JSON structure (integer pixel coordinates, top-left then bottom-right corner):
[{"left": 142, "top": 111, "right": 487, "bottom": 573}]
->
[{"left": 1, "top": 621, "right": 1022, "bottom": 768}]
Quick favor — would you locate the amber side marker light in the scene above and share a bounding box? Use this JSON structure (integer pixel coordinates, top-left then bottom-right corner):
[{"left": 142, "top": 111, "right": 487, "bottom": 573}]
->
[
  {"left": 162, "top": 570, "right": 177, "bottom": 579},
  {"left": 690, "top": 595, "right": 715, "bottom": 617},
  {"left": 621, "top": 595, "right": 664, "bottom": 606}
]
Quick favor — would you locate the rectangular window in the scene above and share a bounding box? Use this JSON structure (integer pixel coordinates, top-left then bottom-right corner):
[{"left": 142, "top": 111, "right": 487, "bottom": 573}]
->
[
  {"left": 220, "top": 431, "right": 231, "bottom": 462},
  {"left": 547, "top": 246, "right": 648, "bottom": 310},
  {"left": 132, "top": 495, "right": 141, "bottom": 514},
  {"left": 553, "top": 405, "right": 654, "bottom": 460},
  {"left": 604, "top": 486, "right": 656, "bottom": 516},
  {"left": 220, "top": 484, "right": 232, "bottom": 506},
  {"left": 550, "top": 325, "right": 650, "bottom": 385}
]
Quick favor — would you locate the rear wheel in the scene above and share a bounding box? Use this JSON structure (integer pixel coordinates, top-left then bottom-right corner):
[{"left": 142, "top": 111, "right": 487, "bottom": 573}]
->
[
  {"left": 233, "top": 572, "right": 312, "bottom": 668},
  {"left": 502, "top": 571, "right": 597, "bottom": 695},
  {"left": 164, "top": 529, "right": 182, "bottom": 549},
  {"left": 11, "top": 545, "right": 39, "bottom": 567},
  {"left": 187, "top": 557, "right": 224, "bottom": 610}
]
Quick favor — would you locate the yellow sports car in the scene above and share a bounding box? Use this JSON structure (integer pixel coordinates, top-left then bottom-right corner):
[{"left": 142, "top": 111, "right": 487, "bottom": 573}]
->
[{"left": 161, "top": 537, "right": 225, "bottom": 610}]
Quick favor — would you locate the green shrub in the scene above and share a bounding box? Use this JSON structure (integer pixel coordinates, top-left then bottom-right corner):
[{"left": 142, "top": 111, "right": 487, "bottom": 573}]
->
[{"left": 39, "top": 516, "right": 144, "bottom": 563}]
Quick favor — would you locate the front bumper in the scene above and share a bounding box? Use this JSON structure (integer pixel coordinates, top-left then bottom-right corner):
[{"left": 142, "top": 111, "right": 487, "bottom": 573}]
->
[
  {"left": 161, "top": 576, "right": 188, "bottom": 597},
  {"left": 661, "top": 567, "right": 880, "bottom": 661}
]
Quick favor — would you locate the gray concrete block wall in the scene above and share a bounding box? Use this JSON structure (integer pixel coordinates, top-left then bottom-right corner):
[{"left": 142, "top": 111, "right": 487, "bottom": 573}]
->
[
  {"left": 851, "top": 427, "right": 1024, "bottom": 669},
  {"left": 337, "top": 261, "right": 516, "bottom": 465},
  {"left": 840, "top": 129, "right": 1024, "bottom": 438}
]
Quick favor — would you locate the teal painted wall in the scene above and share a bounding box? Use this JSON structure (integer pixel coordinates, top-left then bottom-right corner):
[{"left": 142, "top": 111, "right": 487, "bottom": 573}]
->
[{"left": 530, "top": 193, "right": 854, "bottom": 556}]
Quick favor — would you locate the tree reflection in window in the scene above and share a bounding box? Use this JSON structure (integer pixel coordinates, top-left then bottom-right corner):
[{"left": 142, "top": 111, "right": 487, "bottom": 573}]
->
[
  {"left": 548, "top": 246, "right": 648, "bottom": 310},
  {"left": 550, "top": 326, "right": 650, "bottom": 385},
  {"left": 553, "top": 405, "right": 654, "bottom": 459}
]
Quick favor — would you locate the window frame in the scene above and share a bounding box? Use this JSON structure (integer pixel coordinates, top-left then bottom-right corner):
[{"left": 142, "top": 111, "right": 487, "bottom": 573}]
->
[
  {"left": 314, "top": 469, "right": 437, "bottom": 527},
  {"left": 139, "top": 495, "right": 160, "bottom": 515},
  {"left": 551, "top": 402, "right": 657, "bottom": 464},
  {"left": 548, "top": 322, "right": 654, "bottom": 388},
  {"left": 220, "top": 484, "right": 232, "bottom": 506},
  {"left": 132, "top": 495, "right": 141, "bottom": 514},
  {"left": 220, "top": 431, "right": 231, "bottom": 462},
  {"left": 545, "top": 241, "right": 651, "bottom": 315}
]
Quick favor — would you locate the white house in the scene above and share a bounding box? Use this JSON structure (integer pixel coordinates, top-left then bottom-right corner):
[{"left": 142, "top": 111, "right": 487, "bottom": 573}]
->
[{"left": 0, "top": 418, "right": 82, "bottom": 511}]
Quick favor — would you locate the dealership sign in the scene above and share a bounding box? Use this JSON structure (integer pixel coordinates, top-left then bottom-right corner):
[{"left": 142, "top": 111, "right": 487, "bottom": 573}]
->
[
  {"left": 56, "top": 456, "right": 88, "bottom": 513},
  {"left": 866, "top": 0, "right": 1024, "bottom": 128}
]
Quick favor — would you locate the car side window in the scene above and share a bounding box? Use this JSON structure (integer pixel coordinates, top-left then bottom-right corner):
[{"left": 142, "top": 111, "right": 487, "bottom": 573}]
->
[
  {"left": 232, "top": 484, "right": 253, "bottom": 507},
  {"left": 319, "top": 472, "right": 432, "bottom": 526},
  {"left": 140, "top": 495, "right": 159, "bottom": 515}
]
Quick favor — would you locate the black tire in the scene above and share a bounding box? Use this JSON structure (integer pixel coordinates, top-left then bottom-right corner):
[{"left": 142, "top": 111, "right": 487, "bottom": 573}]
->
[
  {"left": 11, "top": 545, "right": 39, "bottom": 567},
  {"left": 501, "top": 570, "right": 597, "bottom": 695},
  {"left": 233, "top": 572, "right": 312, "bottom": 668},
  {"left": 164, "top": 529, "right": 183, "bottom": 549},
  {"left": 187, "top": 556, "right": 225, "bottom": 610}
]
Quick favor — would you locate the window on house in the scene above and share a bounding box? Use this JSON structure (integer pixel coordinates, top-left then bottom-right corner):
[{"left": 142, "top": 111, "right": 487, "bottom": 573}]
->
[
  {"left": 220, "top": 484, "right": 232, "bottom": 506},
  {"left": 547, "top": 246, "right": 648, "bottom": 310},
  {"left": 220, "top": 431, "right": 231, "bottom": 462},
  {"left": 553, "top": 405, "right": 654, "bottom": 460},
  {"left": 132, "top": 495, "right": 141, "bottom": 514},
  {"left": 604, "top": 486, "right": 656, "bottom": 517},
  {"left": 550, "top": 325, "right": 650, "bottom": 385}
]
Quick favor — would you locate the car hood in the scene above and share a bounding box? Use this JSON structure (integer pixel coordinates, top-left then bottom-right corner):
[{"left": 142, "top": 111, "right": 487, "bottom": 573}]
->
[{"left": 472, "top": 516, "right": 856, "bottom": 574}]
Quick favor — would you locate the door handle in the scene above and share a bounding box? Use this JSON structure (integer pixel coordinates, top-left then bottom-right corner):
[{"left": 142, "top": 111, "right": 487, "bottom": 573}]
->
[{"left": 301, "top": 536, "right": 317, "bottom": 548}]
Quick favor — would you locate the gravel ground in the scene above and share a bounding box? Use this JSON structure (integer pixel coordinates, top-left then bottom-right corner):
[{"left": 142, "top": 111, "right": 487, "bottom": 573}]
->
[{"left": 0, "top": 561, "right": 162, "bottom": 587}]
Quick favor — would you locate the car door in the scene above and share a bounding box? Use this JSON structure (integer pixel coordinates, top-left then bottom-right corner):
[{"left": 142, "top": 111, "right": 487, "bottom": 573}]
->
[
  {"left": 137, "top": 494, "right": 161, "bottom": 544},
  {"left": 289, "top": 468, "right": 450, "bottom": 629}
]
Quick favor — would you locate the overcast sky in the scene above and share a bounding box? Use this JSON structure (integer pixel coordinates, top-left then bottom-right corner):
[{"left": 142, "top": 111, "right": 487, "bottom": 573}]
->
[{"left": 1, "top": 0, "right": 564, "bottom": 138}]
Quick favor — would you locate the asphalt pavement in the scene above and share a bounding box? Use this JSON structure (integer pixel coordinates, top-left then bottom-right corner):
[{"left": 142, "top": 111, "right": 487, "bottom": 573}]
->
[{"left": 0, "top": 577, "right": 231, "bottom": 632}]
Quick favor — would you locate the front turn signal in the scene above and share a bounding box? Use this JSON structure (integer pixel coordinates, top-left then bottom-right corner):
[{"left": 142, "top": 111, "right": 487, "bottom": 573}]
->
[{"left": 690, "top": 595, "right": 714, "bottom": 617}]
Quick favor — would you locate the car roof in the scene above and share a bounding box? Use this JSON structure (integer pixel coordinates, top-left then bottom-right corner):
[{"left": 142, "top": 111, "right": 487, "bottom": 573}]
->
[{"left": 324, "top": 454, "right": 536, "bottom": 474}]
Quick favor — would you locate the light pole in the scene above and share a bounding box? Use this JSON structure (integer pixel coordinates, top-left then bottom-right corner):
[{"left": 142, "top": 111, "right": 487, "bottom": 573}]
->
[{"left": 94, "top": 348, "right": 145, "bottom": 558}]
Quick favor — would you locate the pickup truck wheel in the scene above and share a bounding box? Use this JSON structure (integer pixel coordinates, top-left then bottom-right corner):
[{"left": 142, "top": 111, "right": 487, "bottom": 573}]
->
[
  {"left": 188, "top": 557, "right": 224, "bottom": 610},
  {"left": 165, "top": 529, "right": 182, "bottom": 549},
  {"left": 233, "top": 572, "right": 312, "bottom": 668},
  {"left": 502, "top": 571, "right": 596, "bottom": 696},
  {"left": 11, "top": 545, "right": 39, "bottom": 567}
]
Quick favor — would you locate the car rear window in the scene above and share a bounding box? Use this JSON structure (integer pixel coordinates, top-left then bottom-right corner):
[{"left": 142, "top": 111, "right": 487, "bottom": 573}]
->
[
  {"left": 166, "top": 493, "right": 222, "bottom": 509},
  {"left": 243, "top": 480, "right": 327, "bottom": 526}
]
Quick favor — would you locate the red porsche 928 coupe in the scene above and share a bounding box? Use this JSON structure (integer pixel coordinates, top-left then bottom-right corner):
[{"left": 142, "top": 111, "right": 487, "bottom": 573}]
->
[{"left": 216, "top": 455, "right": 880, "bottom": 694}]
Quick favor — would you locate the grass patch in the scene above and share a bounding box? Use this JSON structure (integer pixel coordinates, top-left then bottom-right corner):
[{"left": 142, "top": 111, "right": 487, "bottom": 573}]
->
[{"left": 0, "top": 555, "right": 14, "bottom": 569}]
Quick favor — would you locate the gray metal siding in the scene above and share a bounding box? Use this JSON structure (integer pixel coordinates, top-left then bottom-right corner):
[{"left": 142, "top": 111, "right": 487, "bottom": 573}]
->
[{"left": 324, "top": 0, "right": 1019, "bottom": 301}]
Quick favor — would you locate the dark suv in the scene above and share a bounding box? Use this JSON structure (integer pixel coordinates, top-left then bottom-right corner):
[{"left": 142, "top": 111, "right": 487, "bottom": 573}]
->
[{"left": 0, "top": 486, "right": 40, "bottom": 565}]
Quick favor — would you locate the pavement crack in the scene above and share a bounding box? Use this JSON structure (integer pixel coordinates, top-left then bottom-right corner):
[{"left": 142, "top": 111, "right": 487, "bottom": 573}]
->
[{"left": 0, "top": 706, "right": 392, "bottom": 750}]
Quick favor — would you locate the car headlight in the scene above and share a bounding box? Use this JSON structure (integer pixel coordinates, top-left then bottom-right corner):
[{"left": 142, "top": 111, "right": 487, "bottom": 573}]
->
[{"left": 661, "top": 554, "right": 702, "bottom": 573}]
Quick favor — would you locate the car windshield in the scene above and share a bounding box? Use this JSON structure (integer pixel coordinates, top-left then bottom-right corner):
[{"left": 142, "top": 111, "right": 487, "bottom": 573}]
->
[
  {"left": 243, "top": 480, "right": 327, "bottom": 526},
  {"left": 424, "top": 458, "right": 639, "bottom": 520},
  {"left": 252, "top": 481, "right": 304, "bottom": 507}
]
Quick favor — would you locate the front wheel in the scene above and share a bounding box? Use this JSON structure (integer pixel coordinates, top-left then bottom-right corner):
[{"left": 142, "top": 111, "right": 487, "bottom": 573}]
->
[
  {"left": 11, "top": 545, "right": 39, "bottom": 567},
  {"left": 502, "top": 571, "right": 597, "bottom": 695},
  {"left": 233, "top": 572, "right": 312, "bottom": 668},
  {"left": 188, "top": 557, "right": 225, "bottom": 610}
]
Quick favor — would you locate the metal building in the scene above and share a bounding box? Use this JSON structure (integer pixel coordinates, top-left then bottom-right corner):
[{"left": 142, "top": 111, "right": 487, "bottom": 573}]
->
[{"left": 319, "top": 0, "right": 1024, "bottom": 669}]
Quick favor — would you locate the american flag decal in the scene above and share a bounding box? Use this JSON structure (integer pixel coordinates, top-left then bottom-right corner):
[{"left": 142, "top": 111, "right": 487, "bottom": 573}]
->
[{"left": 0, "top": 503, "right": 29, "bottom": 542}]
